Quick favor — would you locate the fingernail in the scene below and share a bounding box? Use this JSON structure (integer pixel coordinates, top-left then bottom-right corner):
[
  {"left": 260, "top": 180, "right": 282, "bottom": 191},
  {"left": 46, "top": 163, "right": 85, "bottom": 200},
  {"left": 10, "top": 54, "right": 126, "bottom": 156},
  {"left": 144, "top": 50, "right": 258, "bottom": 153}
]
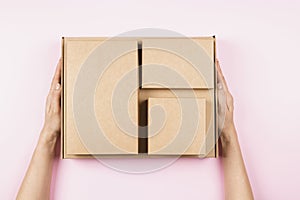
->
[{"left": 55, "top": 83, "right": 61, "bottom": 90}]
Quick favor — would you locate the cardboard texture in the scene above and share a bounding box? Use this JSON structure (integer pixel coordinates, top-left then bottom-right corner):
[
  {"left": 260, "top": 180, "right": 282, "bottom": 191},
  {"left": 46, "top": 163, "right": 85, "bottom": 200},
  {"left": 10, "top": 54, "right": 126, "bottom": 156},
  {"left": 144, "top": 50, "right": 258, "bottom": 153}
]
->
[
  {"left": 62, "top": 37, "right": 218, "bottom": 159},
  {"left": 62, "top": 38, "right": 139, "bottom": 158},
  {"left": 138, "top": 89, "right": 217, "bottom": 158},
  {"left": 148, "top": 98, "right": 206, "bottom": 155},
  {"left": 141, "top": 37, "right": 215, "bottom": 89}
]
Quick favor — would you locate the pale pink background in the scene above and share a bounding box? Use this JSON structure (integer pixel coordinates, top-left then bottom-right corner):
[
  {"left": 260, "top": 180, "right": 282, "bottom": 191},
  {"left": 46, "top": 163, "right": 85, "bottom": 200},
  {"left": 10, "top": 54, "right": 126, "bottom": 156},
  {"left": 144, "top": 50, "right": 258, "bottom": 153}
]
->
[{"left": 1, "top": 0, "right": 300, "bottom": 199}]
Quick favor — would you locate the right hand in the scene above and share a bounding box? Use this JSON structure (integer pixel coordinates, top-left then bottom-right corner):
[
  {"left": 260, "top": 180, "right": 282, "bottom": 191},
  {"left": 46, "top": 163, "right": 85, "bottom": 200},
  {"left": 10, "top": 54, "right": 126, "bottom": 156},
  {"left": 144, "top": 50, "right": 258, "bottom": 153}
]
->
[{"left": 216, "top": 60, "right": 236, "bottom": 141}]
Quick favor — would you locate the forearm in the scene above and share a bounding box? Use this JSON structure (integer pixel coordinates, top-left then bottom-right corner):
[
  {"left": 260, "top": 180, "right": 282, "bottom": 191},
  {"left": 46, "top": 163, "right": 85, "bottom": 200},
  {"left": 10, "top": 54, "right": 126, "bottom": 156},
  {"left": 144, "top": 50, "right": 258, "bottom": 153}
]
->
[
  {"left": 17, "top": 59, "right": 62, "bottom": 199},
  {"left": 221, "top": 127, "right": 254, "bottom": 200},
  {"left": 17, "top": 130, "right": 57, "bottom": 200}
]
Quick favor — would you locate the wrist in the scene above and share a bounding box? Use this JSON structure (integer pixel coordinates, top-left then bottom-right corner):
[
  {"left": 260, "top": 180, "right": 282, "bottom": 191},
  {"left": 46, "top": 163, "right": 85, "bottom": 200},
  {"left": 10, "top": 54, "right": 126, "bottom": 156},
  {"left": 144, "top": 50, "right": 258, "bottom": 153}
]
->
[
  {"left": 220, "top": 125, "right": 239, "bottom": 151},
  {"left": 40, "top": 126, "right": 59, "bottom": 142},
  {"left": 220, "top": 123, "right": 237, "bottom": 140},
  {"left": 37, "top": 128, "right": 59, "bottom": 156}
]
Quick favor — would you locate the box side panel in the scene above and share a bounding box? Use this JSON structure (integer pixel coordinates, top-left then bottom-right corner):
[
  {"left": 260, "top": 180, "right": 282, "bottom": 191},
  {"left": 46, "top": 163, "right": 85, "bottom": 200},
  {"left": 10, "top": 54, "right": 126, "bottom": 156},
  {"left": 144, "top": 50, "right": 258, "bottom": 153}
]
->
[
  {"left": 61, "top": 37, "right": 65, "bottom": 159},
  {"left": 214, "top": 36, "right": 218, "bottom": 157}
]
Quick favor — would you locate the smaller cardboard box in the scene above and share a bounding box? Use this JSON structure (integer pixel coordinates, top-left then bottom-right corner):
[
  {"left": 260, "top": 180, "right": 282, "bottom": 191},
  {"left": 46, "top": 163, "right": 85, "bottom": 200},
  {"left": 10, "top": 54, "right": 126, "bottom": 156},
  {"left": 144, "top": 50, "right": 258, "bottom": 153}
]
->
[
  {"left": 148, "top": 98, "right": 206, "bottom": 155},
  {"left": 141, "top": 37, "right": 215, "bottom": 89}
]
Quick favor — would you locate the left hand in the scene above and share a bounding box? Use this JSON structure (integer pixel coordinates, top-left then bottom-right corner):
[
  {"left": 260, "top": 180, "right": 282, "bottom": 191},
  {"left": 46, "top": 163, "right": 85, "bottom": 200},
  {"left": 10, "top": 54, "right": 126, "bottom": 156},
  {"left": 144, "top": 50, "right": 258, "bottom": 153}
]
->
[{"left": 40, "top": 59, "right": 62, "bottom": 145}]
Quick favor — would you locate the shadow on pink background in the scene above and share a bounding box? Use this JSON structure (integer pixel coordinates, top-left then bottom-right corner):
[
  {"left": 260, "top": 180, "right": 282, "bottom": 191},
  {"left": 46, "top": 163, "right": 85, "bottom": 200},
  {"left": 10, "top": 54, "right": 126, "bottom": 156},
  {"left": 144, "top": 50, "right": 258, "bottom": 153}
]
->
[{"left": 0, "top": 0, "right": 299, "bottom": 199}]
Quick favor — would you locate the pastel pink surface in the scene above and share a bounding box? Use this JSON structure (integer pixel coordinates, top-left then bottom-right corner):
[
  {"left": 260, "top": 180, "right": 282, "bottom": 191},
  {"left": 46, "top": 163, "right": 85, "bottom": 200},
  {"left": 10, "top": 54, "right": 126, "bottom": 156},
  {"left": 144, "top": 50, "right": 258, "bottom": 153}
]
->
[{"left": 0, "top": 0, "right": 300, "bottom": 199}]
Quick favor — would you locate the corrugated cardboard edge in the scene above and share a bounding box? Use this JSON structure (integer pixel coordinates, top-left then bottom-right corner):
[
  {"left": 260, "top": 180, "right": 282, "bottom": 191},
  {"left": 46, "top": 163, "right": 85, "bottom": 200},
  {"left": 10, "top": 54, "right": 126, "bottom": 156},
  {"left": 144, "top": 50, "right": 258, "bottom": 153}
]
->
[
  {"left": 213, "top": 36, "right": 219, "bottom": 158},
  {"left": 61, "top": 37, "right": 65, "bottom": 159},
  {"left": 201, "top": 35, "right": 218, "bottom": 158}
]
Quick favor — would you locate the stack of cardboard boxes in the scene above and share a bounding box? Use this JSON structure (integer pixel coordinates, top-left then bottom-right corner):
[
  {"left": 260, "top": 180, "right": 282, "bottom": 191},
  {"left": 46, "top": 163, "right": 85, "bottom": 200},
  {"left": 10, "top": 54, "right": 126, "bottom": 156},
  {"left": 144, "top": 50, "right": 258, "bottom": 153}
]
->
[{"left": 61, "top": 37, "right": 217, "bottom": 159}]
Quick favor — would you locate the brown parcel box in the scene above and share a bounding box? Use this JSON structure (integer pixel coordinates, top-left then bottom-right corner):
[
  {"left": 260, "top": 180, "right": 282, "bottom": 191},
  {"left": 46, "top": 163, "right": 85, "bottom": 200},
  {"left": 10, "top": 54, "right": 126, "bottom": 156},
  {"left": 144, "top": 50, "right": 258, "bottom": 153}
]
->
[
  {"left": 140, "top": 37, "right": 217, "bottom": 157},
  {"left": 62, "top": 37, "right": 218, "bottom": 158},
  {"left": 62, "top": 38, "right": 139, "bottom": 158},
  {"left": 138, "top": 88, "right": 217, "bottom": 158},
  {"left": 148, "top": 98, "right": 206, "bottom": 155},
  {"left": 141, "top": 37, "right": 214, "bottom": 89}
]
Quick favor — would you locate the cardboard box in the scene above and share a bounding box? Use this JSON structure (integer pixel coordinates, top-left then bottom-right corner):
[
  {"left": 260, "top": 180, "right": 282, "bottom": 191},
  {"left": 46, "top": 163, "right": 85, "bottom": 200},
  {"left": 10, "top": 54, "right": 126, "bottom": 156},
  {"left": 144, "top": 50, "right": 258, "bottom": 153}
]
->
[
  {"left": 141, "top": 37, "right": 215, "bottom": 89},
  {"left": 61, "top": 37, "right": 218, "bottom": 158},
  {"left": 138, "top": 89, "right": 217, "bottom": 158},
  {"left": 62, "top": 37, "right": 139, "bottom": 158},
  {"left": 148, "top": 97, "right": 206, "bottom": 155}
]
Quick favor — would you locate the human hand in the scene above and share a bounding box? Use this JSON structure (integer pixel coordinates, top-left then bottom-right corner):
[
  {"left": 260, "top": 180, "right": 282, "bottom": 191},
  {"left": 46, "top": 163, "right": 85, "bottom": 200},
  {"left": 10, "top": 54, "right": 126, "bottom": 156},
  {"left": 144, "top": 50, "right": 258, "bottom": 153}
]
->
[
  {"left": 39, "top": 59, "right": 62, "bottom": 148},
  {"left": 216, "top": 60, "right": 236, "bottom": 142},
  {"left": 216, "top": 61, "right": 254, "bottom": 199},
  {"left": 16, "top": 59, "right": 62, "bottom": 199}
]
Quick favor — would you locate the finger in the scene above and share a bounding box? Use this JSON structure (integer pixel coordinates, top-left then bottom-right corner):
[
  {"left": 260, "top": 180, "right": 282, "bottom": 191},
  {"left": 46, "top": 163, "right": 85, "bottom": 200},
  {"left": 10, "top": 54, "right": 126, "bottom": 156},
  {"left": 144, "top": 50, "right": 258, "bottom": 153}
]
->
[
  {"left": 47, "top": 83, "right": 61, "bottom": 114},
  {"left": 216, "top": 59, "right": 229, "bottom": 93},
  {"left": 226, "top": 93, "right": 234, "bottom": 112},
  {"left": 50, "top": 58, "right": 62, "bottom": 90},
  {"left": 51, "top": 83, "right": 61, "bottom": 113},
  {"left": 46, "top": 93, "right": 52, "bottom": 114}
]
